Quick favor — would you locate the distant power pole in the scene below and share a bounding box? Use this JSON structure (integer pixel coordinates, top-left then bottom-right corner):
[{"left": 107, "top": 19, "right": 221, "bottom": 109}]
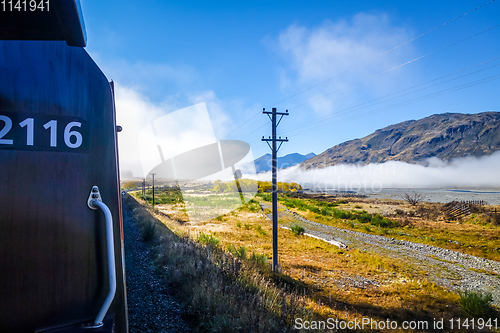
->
[
  {"left": 142, "top": 178, "right": 146, "bottom": 197},
  {"left": 150, "top": 173, "right": 156, "bottom": 209},
  {"left": 262, "top": 107, "right": 289, "bottom": 272}
]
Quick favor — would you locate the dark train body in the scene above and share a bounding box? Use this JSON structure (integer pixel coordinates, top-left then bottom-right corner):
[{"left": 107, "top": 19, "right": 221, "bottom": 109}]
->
[{"left": 0, "top": 1, "right": 128, "bottom": 332}]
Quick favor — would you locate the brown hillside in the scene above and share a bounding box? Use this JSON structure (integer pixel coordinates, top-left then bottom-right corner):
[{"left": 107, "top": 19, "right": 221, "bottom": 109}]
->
[{"left": 301, "top": 112, "right": 500, "bottom": 170}]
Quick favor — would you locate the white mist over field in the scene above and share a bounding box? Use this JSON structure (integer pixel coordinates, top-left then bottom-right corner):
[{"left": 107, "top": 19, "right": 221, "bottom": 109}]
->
[{"left": 248, "top": 151, "right": 500, "bottom": 191}]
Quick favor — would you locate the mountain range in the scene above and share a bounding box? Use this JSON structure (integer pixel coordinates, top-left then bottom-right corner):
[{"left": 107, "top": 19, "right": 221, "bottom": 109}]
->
[
  {"left": 300, "top": 112, "right": 500, "bottom": 170},
  {"left": 253, "top": 152, "right": 316, "bottom": 173}
]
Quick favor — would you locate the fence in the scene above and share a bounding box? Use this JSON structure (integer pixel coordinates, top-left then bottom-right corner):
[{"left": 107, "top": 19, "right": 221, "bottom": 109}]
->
[{"left": 444, "top": 200, "right": 488, "bottom": 220}]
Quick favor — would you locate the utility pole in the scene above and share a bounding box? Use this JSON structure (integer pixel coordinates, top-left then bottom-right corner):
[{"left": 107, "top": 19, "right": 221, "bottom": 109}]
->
[
  {"left": 142, "top": 178, "right": 146, "bottom": 197},
  {"left": 150, "top": 173, "right": 156, "bottom": 209},
  {"left": 231, "top": 165, "right": 245, "bottom": 205},
  {"left": 262, "top": 107, "right": 288, "bottom": 272}
]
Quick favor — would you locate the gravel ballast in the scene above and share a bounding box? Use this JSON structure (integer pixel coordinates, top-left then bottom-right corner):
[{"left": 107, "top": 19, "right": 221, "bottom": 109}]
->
[{"left": 123, "top": 201, "right": 192, "bottom": 332}]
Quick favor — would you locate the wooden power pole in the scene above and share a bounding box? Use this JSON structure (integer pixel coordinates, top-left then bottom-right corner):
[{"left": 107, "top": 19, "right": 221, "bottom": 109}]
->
[
  {"left": 150, "top": 173, "right": 156, "bottom": 209},
  {"left": 262, "top": 107, "right": 288, "bottom": 272}
]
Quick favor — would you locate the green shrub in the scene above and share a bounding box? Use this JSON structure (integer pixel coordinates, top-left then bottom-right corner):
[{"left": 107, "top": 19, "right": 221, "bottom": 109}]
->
[
  {"left": 258, "top": 193, "right": 272, "bottom": 202},
  {"left": 236, "top": 222, "right": 241, "bottom": 228},
  {"left": 256, "top": 225, "right": 267, "bottom": 236},
  {"left": 248, "top": 204, "right": 261, "bottom": 213},
  {"left": 197, "top": 232, "right": 220, "bottom": 247},
  {"left": 459, "top": 291, "right": 493, "bottom": 318},
  {"left": 244, "top": 223, "right": 251, "bottom": 230},
  {"left": 140, "top": 219, "right": 157, "bottom": 242},
  {"left": 296, "top": 202, "right": 307, "bottom": 211},
  {"left": 122, "top": 181, "right": 137, "bottom": 190},
  {"left": 320, "top": 207, "right": 330, "bottom": 216},
  {"left": 359, "top": 213, "right": 372, "bottom": 223},
  {"left": 333, "top": 210, "right": 351, "bottom": 220},
  {"left": 134, "top": 187, "right": 184, "bottom": 205},
  {"left": 309, "top": 206, "right": 320, "bottom": 214},
  {"left": 228, "top": 244, "right": 247, "bottom": 259},
  {"left": 370, "top": 214, "right": 398, "bottom": 228},
  {"left": 243, "top": 199, "right": 261, "bottom": 213},
  {"left": 250, "top": 252, "right": 268, "bottom": 267},
  {"left": 282, "top": 199, "right": 296, "bottom": 208},
  {"left": 290, "top": 224, "right": 305, "bottom": 236}
]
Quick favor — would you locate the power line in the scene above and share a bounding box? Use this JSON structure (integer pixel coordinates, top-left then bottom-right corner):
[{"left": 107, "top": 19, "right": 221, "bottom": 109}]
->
[
  {"left": 288, "top": 24, "right": 500, "bottom": 111},
  {"left": 283, "top": 57, "right": 500, "bottom": 133},
  {"left": 221, "top": 112, "right": 261, "bottom": 140},
  {"left": 284, "top": 74, "right": 500, "bottom": 137},
  {"left": 270, "top": 0, "right": 498, "bottom": 108},
  {"left": 239, "top": 53, "right": 500, "bottom": 150},
  {"left": 282, "top": 73, "right": 500, "bottom": 138},
  {"left": 219, "top": 0, "right": 497, "bottom": 140}
]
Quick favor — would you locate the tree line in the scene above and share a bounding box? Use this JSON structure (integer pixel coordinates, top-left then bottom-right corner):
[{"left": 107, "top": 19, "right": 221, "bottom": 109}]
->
[{"left": 211, "top": 179, "right": 302, "bottom": 193}]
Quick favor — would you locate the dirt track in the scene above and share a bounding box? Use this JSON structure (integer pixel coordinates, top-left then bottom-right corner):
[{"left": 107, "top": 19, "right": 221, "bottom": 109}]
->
[{"left": 260, "top": 202, "right": 500, "bottom": 306}]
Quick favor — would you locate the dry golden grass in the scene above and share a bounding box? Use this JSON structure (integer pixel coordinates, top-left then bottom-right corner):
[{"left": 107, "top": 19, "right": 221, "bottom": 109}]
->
[
  {"left": 126, "top": 196, "right": 306, "bottom": 332},
  {"left": 134, "top": 195, "right": 473, "bottom": 331}
]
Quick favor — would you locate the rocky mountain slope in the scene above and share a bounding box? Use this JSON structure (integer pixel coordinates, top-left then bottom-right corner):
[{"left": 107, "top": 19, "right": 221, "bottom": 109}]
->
[{"left": 301, "top": 112, "right": 500, "bottom": 170}]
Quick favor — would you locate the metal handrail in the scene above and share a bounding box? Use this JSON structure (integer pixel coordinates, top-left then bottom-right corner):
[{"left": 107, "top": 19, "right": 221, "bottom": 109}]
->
[{"left": 86, "top": 186, "right": 116, "bottom": 328}]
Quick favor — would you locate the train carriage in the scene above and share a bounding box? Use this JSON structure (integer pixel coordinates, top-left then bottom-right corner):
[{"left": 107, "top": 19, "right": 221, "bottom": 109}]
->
[{"left": 0, "top": 1, "right": 128, "bottom": 332}]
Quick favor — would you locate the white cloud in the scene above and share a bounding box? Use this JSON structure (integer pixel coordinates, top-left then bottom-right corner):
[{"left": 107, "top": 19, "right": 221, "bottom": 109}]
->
[
  {"left": 115, "top": 85, "right": 164, "bottom": 178},
  {"left": 87, "top": 53, "right": 199, "bottom": 101},
  {"left": 275, "top": 13, "right": 415, "bottom": 114},
  {"left": 187, "top": 90, "right": 232, "bottom": 139},
  {"left": 137, "top": 102, "right": 218, "bottom": 178},
  {"left": 115, "top": 84, "right": 241, "bottom": 179},
  {"left": 249, "top": 151, "right": 500, "bottom": 190}
]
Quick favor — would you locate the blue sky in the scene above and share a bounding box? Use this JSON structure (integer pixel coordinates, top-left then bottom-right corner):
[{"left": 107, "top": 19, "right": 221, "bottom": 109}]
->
[{"left": 80, "top": 0, "right": 500, "bottom": 178}]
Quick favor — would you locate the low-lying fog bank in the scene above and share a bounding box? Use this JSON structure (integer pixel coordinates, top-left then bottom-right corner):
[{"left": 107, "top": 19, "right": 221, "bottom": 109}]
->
[{"left": 249, "top": 151, "right": 500, "bottom": 205}]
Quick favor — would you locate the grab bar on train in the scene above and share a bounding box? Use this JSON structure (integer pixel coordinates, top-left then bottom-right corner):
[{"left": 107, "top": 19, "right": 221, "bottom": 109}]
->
[{"left": 84, "top": 186, "right": 116, "bottom": 329}]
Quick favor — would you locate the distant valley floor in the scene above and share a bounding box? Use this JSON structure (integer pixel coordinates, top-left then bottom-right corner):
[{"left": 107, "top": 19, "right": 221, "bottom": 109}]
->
[{"left": 306, "top": 188, "right": 500, "bottom": 205}]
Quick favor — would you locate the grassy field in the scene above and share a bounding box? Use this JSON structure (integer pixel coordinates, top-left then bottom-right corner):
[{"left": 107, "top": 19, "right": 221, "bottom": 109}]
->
[
  {"left": 125, "top": 188, "right": 500, "bottom": 332},
  {"left": 268, "top": 193, "right": 500, "bottom": 262}
]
